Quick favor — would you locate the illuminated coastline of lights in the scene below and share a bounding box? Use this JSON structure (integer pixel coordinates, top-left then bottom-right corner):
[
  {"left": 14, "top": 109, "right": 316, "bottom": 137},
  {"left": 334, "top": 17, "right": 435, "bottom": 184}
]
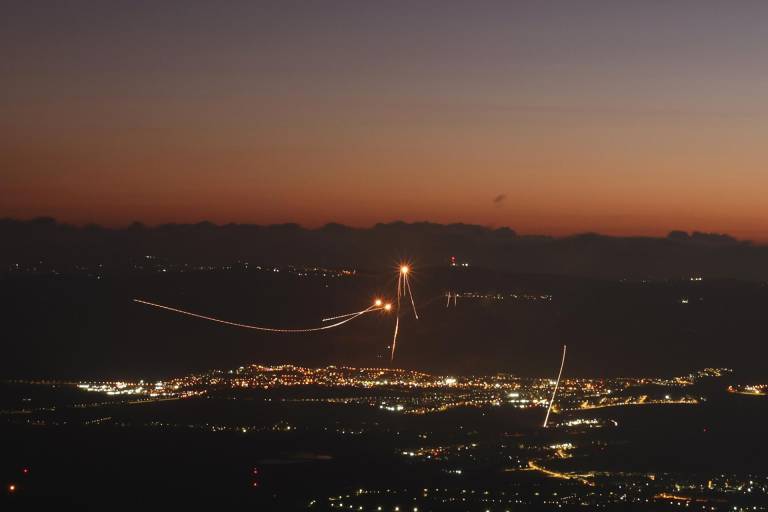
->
[{"left": 51, "top": 365, "right": 727, "bottom": 420}]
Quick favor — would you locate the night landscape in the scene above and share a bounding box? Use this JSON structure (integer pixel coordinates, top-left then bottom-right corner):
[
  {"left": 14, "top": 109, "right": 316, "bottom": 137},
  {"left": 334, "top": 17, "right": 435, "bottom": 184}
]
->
[{"left": 3, "top": 2, "right": 768, "bottom": 510}]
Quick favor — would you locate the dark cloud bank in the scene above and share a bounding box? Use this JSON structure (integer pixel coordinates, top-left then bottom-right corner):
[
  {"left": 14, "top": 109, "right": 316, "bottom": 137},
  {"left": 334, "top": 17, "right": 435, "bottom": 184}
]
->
[{"left": 2, "top": 217, "right": 765, "bottom": 280}]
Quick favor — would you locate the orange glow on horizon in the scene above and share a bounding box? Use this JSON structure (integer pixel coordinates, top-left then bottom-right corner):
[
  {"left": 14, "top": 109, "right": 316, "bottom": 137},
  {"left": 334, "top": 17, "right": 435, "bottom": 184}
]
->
[{"left": 5, "top": 3, "right": 768, "bottom": 242}]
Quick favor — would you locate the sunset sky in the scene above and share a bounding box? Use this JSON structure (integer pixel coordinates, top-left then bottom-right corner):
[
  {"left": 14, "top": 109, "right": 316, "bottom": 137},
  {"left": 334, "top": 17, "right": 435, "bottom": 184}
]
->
[{"left": 3, "top": 1, "right": 768, "bottom": 239}]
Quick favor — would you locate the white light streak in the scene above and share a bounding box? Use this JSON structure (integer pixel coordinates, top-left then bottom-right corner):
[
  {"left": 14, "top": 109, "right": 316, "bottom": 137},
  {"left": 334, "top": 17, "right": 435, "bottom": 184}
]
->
[
  {"left": 404, "top": 272, "right": 419, "bottom": 320},
  {"left": 134, "top": 299, "right": 378, "bottom": 333},
  {"left": 543, "top": 344, "right": 567, "bottom": 428},
  {"left": 390, "top": 315, "right": 399, "bottom": 361},
  {"left": 322, "top": 304, "right": 385, "bottom": 322}
]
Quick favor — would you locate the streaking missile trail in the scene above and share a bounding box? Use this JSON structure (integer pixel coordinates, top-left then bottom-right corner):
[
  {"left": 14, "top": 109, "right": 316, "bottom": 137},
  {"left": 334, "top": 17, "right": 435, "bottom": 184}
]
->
[
  {"left": 391, "top": 266, "right": 404, "bottom": 361},
  {"left": 390, "top": 315, "right": 399, "bottom": 361},
  {"left": 322, "top": 310, "right": 372, "bottom": 322},
  {"left": 322, "top": 299, "right": 391, "bottom": 322},
  {"left": 543, "top": 344, "right": 567, "bottom": 428},
  {"left": 134, "top": 299, "right": 388, "bottom": 333},
  {"left": 403, "top": 268, "right": 419, "bottom": 320},
  {"left": 390, "top": 263, "right": 415, "bottom": 361}
]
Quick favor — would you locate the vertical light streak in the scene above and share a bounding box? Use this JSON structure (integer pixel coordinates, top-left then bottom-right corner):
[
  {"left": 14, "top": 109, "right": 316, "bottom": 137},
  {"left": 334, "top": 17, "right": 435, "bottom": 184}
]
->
[
  {"left": 543, "top": 344, "right": 567, "bottom": 428},
  {"left": 390, "top": 315, "right": 399, "bottom": 361},
  {"left": 404, "top": 273, "right": 419, "bottom": 320},
  {"left": 390, "top": 265, "right": 413, "bottom": 361},
  {"left": 446, "top": 292, "right": 451, "bottom": 308},
  {"left": 391, "top": 272, "right": 403, "bottom": 361}
]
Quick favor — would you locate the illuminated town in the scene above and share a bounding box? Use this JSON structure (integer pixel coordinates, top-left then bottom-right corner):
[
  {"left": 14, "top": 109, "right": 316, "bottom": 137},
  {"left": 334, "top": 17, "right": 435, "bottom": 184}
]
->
[
  {"left": 6, "top": 364, "right": 767, "bottom": 509},
  {"left": 7, "top": 2, "right": 768, "bottom": 508},
  {"left": 62, "top": 364, "right": 720, "bottom": 416},
  {"left": 728, "top": 384, "right": 768, "bottom": 396}
]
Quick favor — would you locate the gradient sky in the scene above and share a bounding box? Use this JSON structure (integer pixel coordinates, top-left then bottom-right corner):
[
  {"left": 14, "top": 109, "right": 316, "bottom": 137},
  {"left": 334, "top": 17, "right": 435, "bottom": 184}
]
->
[{"left": 3, "top": 1, "right": 768, "bottom": 239}]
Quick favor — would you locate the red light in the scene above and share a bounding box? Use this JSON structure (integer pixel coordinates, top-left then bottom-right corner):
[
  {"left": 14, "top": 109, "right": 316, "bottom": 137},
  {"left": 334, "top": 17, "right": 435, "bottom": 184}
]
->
[
  {"left": 252, "top": 482, "right": 259, "bottom": 487},
  {"left": 22, "top": 468, "right": 29, "bottom": 475}
]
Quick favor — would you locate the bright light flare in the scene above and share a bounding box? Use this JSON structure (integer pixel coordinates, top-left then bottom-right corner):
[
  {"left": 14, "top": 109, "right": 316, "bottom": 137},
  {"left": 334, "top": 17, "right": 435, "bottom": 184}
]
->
[
  {"left": 374, "top": 299, "right": 383, "bottom": 306},
  {"left": 384, "top": 303, "right": 392, "bottom": 311},
  {"left": 391, "top": 262, "right": 418, "bottom": 362}
]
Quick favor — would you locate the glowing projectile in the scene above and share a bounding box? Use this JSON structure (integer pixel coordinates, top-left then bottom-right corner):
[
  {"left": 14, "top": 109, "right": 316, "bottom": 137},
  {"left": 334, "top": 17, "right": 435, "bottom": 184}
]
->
[
  {"left": 389, "top": 262, "right": 420, "bottom": 361},
  {"left": 134, "top": 299, "right": 387, "bottom": 333},
  {"left": 543, "top": 344, "right": 567, "bottom": 428},
  {"left": 391, "top": 267, "right": 404, "bottom": 361}
]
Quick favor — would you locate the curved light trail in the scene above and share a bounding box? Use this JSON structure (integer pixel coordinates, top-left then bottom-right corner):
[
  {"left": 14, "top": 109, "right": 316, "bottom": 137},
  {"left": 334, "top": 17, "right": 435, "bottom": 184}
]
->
[
  {"left": 322, "top": 299, "right": 393, "bottom": 322},
  {"left": 390, "top": 315, "right": 400, "bottom": 361},
  {"left": 391, "top": 267, "right": 405, "bottom": 361},
  {"left": 133, "top": 299, "right": 385, "bottom": 333},
  {"left": 322, "top": 306, "right": 382, "bottom": 322},
  {"left": 543, "top": 344, "right": 567, "bottom": 428},
  {"left": 388, "top": 264, "right": 431, "bottom": 361},
  {"left": 390, "top": 264, "right": 416, "bottom": 361}
]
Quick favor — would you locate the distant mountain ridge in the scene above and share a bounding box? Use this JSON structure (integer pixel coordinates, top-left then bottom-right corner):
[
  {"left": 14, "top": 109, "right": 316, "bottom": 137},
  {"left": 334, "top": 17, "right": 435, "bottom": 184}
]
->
[{"left": 1, "top": 217, "right": 763, "bottom": 280}]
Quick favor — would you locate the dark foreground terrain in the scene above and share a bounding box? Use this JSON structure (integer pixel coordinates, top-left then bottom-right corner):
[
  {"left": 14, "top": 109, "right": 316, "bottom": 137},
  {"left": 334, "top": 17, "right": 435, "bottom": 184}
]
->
[{"left": 2, "top": 371, "right": 767, "bottom": 510}]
